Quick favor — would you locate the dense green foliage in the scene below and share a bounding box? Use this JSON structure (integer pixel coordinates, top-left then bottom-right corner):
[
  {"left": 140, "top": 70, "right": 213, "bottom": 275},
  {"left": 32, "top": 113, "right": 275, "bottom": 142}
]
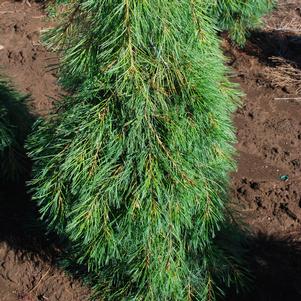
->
[
  {"left": 211, "top": 0, "right": 275, "bottom": 45},
  {"left": 0, "top": 79, "right": 32, "bottom": 180},
  {"left": 47, "top": 0, "right": 275, "bottom": 47},
  {"left": 28, "top": 1, "right": 273, "bottom": 300}
]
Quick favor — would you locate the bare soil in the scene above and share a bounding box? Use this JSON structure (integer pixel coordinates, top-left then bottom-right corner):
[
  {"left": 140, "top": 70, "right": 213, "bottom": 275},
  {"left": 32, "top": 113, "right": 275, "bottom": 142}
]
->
[
  {"left": 0, "top": 0, "right": 60, "bottom": 114},
  {"left": 227, "top": 1, "right": 301, "bottom": 299},
  {"left": 0, "top": 1, "right": 301, "bottom": 300}
]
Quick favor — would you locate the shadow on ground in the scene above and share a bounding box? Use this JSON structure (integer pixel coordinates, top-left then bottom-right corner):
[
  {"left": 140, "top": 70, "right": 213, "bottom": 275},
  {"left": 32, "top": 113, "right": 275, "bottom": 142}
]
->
[
  {"left": 244, "top": 30, "right": 301, "bottom": 67},
  {"left": 0, "top": 80, "right": 59, "bottom": 259},
  {"left": 227, "top": 232, "right": 301, "bottom": 301}
]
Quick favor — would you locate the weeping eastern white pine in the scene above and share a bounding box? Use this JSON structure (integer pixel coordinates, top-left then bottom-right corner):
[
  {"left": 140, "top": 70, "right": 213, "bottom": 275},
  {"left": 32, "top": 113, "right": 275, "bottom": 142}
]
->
[{"left": 28, "top": 0, "right": 273, "bottom": 300}]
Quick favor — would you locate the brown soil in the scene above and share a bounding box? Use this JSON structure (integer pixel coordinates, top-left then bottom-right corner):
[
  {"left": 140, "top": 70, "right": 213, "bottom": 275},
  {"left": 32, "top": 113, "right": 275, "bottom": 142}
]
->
[
  {"left": 1, "top": 0, "right": 301, "bottom": 300},
  {"left": 0, "top": 0, "right": 60, "bottom": 114},
  {"left": 0, "top": 241, "right": 91, "bottom": 301},
  {"left": 227, "top": 1, "right": 301, "bottom": 299},
  {"left": 230, "top": 4, "right": 301, "bottom": 234}
]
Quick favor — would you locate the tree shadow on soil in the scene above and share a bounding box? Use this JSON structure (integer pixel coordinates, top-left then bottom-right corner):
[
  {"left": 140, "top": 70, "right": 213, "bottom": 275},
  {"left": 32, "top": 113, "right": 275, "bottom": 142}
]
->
[
  {"left": 242, "top": 30, "right": 301, "bottom": 67},
  {"left": 0, "top": 180, "right": 61, "bottom": 259},
  {"left": 228, "top": 231, "right": 301, "bottom": 301},
  {"left": 0, "top": 83, "right": 59, "bottom": 260}
]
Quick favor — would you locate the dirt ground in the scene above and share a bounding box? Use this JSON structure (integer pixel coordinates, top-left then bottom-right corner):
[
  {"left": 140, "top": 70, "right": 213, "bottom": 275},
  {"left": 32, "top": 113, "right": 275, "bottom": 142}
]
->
[
  {"left": 0, "top": 0, "right": 60, "bottom": 115},
  {"left": 228, "top": 1, "right": 301, "bottom": 299},
  {"left": 0, "top": 0, "right": 301, "bottom": 300}
]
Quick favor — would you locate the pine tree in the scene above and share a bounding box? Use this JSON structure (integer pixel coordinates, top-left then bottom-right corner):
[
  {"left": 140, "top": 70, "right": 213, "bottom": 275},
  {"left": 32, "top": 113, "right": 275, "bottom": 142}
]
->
[
  {"left": 27, "top": 1, "right": 273, "bottom": 300},
  {"left": 0, "top": 78, "right": 32, "bottom": 180},
  {"left": 210, "top": 0, "right": 275, "bottom": 45}
]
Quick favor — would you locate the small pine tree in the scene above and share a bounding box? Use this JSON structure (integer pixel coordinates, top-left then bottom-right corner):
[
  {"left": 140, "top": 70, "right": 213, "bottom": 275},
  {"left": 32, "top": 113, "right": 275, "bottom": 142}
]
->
[
  {"left": 28, "top": 1, "right": 272, "bottom": 300},
  {"left": 0, "top": 79, "right": 32, "bottom": 180},
  {"left": 210, "top": 0, "right": 275, "bottom": 45}
]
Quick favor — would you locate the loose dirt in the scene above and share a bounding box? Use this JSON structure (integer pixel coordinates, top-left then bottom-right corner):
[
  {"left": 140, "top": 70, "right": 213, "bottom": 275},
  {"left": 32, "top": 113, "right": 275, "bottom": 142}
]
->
[
  {"left": 0, "top": 0, "right": 301, "bottom": 300},
  {"left": 0, "top": 0, "right": 60, "bottom": 114},
  {"left": 230, "top": 2, "right": 301, "bottom": 234},
  {"left": 227, "top": 1, "right": 301, "bottom": 299}
]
